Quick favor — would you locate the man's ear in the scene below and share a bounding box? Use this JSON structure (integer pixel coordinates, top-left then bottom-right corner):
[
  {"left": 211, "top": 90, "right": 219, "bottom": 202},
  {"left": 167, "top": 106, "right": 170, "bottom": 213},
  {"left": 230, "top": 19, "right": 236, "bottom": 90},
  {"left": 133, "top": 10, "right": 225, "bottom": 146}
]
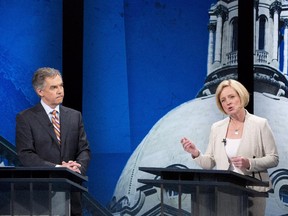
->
[{"left": 36, "top": 88, "right": 43, "bottom": 97}]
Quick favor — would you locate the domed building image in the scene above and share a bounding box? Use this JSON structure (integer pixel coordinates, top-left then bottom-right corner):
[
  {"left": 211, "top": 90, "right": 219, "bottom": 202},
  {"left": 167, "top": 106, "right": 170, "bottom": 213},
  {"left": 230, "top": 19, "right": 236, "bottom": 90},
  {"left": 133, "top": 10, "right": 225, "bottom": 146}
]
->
[{"left": 109, "top": 0, "right": 288, "bottom": 215}]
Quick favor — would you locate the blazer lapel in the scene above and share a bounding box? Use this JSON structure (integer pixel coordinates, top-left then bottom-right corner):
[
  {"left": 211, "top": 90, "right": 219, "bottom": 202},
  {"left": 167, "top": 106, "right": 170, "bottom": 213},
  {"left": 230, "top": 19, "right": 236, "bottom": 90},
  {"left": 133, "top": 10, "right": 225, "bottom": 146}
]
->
[
  {"left": 220, "top": 118, "right": 230, "bottom": 142},
  {"left": 218, "top": 117, "right": 231, "bottom": 170},
  {"left": 237, "top": 111, "right": 253, "bottom": 156}
]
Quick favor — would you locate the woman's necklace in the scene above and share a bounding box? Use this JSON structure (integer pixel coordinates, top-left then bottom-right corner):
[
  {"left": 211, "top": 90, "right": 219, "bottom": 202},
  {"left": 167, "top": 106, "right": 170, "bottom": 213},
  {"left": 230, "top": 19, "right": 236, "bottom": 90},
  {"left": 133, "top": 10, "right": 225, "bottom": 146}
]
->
[{"left": 230, "top": 118, "right": 243, "bottom": 135}]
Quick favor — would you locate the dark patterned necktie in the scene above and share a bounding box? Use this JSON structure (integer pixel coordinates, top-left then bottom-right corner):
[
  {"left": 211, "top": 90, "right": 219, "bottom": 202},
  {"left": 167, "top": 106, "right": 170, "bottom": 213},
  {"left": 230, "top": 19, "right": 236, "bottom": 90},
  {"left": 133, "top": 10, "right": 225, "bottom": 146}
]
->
[{"left": 51, "top": 110, "right": 61, "bottom": 144}]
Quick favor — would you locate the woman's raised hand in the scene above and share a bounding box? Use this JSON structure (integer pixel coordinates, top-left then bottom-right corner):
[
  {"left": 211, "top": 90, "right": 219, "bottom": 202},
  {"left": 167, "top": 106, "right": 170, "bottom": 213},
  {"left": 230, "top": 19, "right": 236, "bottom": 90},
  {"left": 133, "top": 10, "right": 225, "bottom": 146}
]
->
[{"left": 181, "top": 137, "right": 200, "bottom": 158}]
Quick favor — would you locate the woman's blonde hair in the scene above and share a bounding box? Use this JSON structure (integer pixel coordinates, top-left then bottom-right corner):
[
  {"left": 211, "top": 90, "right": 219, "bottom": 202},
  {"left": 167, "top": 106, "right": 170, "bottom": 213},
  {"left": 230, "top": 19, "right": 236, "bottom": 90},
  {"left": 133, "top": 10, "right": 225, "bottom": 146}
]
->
[{"left": 215, "top": 79, "right": 250, "bottom": 114}]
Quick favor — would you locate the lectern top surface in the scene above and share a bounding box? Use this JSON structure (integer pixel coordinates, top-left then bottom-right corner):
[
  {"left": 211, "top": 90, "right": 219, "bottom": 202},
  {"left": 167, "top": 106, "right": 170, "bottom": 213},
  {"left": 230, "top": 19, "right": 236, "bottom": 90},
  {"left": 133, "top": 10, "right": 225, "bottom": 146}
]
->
[
  {"left": 139, "top": 166, "right": 269, "bottom": 187},
  {"left": 0, "top": 166, "right": 88, "bottom": 182}
]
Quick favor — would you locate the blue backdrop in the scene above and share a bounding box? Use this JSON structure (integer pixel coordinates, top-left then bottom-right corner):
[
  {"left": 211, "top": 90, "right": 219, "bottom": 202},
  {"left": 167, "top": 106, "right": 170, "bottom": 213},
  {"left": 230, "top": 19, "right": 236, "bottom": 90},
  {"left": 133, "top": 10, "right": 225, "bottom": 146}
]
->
[
  {"left": 0, "top": 0, "right": 213, "bottom": 206},
  {"left": 83, "top": 0, "right": 213, "bottom": 205},
  {"left": 0, "top": 0, "right": 62, "bottom": 143}
]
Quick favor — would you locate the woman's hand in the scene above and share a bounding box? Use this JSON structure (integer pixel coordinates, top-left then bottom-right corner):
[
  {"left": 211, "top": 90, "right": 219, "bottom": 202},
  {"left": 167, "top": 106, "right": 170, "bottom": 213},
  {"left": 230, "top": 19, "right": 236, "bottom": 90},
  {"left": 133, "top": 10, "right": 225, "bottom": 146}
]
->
[
  {"left": 230, "top": 156, "right": 250, "bottom": 169},
  {"left": 181, "top": 137, "right": 200, "bottom": 158}
]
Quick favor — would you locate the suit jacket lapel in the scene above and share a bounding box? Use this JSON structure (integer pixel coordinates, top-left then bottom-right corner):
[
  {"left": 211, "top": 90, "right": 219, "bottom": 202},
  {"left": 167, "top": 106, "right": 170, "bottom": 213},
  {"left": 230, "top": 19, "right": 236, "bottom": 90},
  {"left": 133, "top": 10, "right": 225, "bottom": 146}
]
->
[
  {"left": 59, "top": 106, "right": 69, "bottom": 146},
  {"left": 34, "top": 103, "right": 60, "bottom": 146}
]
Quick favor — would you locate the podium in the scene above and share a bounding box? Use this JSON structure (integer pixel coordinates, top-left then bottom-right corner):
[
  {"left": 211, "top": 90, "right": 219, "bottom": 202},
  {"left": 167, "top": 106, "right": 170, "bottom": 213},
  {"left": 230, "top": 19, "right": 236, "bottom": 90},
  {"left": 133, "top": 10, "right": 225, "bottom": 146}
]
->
[
  {"left": 138, "top": 167, "right": 269, "bottom": 216},
  {"left": 0, "top": 167, "right": 88, "bottom": 216}
]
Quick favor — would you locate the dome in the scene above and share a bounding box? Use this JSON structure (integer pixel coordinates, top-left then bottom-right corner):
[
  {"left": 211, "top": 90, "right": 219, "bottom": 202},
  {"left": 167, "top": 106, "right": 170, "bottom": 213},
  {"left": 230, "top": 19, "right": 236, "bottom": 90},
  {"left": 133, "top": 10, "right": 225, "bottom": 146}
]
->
[{"left": 109, "top": 92, "right": 288, "bottom": 215}]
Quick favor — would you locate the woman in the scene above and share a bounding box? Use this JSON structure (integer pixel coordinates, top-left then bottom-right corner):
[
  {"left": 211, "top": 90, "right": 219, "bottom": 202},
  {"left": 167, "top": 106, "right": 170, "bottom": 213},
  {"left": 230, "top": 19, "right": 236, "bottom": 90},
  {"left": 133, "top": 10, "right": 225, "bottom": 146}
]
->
[{"left": 181, "top": 79, "right": 279, "bottom": 215}]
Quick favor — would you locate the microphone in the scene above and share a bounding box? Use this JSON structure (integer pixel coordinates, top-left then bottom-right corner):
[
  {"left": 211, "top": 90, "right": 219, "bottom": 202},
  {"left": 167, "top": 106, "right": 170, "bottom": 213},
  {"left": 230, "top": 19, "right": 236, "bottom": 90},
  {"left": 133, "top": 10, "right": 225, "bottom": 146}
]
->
[{"left": 222, "top": 138, "right": 226, "bottom": 146}]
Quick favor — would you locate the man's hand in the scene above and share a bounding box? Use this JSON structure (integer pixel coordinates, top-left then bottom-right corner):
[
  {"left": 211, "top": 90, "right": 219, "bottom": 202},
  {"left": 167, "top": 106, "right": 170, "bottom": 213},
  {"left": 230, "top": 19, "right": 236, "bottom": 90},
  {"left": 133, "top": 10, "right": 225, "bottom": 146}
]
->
[{"left": 61, "top": 160, "right": 81, "bottom": 174}]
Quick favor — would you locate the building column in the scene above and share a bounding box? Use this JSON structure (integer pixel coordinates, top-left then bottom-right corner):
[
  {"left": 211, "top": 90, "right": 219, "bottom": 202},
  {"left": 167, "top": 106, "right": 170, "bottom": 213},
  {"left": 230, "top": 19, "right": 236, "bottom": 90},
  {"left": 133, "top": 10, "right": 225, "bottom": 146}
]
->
[
  {"left": 283, "top": 19, "right": 288, "bottom": 76},
  {"left": 254, "top": 3, "right": 258, "bottom": 52},
  {"left": 270, "top": 1, "right": 282, "bottom": 62},
  {"left": 207, "top": 23, "right": 216, "bottom": 75},
  {"left": 214, "top": 5, "right": 227, "bottom": 64}
]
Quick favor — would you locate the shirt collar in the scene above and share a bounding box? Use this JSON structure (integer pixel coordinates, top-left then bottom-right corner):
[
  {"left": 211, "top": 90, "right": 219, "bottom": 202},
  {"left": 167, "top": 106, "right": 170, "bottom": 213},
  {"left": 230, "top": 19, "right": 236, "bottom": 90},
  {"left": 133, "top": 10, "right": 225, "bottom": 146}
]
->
[{"left": 41, "top": 100, "right": 60, "bottom": 115}]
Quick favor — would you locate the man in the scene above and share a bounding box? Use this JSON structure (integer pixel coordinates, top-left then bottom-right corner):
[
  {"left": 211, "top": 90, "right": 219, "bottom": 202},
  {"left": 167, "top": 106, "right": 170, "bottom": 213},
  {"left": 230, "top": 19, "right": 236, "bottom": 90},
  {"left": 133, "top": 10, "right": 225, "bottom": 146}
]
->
[{"left": 16, "top": 67, "right": 91, "bottom": 216}]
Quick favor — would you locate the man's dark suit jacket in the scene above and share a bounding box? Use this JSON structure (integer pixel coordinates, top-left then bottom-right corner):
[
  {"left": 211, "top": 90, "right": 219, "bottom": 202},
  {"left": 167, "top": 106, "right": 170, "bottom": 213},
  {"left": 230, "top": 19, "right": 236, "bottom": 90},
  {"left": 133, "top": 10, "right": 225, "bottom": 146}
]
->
[
  {"left": 16, "top": 103, "right": 91, "bottom": 215},
  {"left": 16, "top": 103, "right": 91, "bottom": 175}
]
